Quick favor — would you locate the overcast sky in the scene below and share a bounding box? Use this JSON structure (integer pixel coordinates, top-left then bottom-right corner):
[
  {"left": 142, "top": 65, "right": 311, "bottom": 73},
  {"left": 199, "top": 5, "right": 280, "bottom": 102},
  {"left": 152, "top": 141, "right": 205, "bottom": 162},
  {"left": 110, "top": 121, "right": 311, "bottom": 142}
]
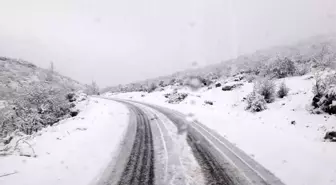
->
[{"left": 0, "top": 0, "right": 335, "bottom": 87}]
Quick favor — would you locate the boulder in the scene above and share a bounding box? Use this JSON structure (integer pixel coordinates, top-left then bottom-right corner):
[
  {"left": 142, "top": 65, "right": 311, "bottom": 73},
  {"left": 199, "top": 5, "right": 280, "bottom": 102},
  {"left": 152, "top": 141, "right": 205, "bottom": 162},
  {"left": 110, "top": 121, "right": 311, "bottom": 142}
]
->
[
  {"left": 324, "top": 131, "right": 336, "bottom": 142},
  {"left": 70, "top": 110, "right": 79, "bottom": 117},
  {"left": 204, "top": 100, "right": 213, "bottom": 105},
  {"left": 222, "top": 83, "right": 243, "bottom": 91}
]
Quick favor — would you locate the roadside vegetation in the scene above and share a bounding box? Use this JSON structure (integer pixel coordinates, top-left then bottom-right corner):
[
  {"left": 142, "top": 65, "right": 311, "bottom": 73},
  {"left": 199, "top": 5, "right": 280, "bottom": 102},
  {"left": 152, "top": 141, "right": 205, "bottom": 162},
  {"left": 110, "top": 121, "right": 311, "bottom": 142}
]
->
[{"left": 0, "top": 58, "right": 98, "bottom": 140}]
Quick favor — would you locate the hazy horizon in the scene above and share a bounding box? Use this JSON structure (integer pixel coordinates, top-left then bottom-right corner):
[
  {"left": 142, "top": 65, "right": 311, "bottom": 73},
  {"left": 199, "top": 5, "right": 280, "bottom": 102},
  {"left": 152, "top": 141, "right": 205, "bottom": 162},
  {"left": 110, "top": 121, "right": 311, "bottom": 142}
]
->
[{"left": 1, "top": 0, "right": 335, "bottom": 87}]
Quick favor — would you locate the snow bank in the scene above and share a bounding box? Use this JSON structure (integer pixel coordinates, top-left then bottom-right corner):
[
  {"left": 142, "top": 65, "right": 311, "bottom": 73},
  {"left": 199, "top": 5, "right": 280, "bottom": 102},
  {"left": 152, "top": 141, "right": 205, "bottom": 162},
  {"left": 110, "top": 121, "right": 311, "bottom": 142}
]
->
[
  {"left": 107, "top": 74, "right": 336, "bottom": 185},
  {"left": 0, "top": 98, "right": 129, "bottom": 185}
]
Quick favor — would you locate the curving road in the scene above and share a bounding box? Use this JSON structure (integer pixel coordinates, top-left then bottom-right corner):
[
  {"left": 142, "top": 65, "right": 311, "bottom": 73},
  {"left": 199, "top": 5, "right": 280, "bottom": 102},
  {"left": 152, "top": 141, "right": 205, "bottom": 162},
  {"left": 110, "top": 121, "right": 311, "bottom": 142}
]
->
[{"left": 96, "top": 98, "right": 285, "bottom": 185}]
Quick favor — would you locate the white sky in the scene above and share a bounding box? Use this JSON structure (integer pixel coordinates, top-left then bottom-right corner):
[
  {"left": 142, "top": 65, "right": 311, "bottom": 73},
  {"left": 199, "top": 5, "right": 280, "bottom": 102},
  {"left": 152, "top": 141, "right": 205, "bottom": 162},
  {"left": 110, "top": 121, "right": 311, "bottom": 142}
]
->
[{"left": 0, "top": 0, "right": 335, "bottom": 87}]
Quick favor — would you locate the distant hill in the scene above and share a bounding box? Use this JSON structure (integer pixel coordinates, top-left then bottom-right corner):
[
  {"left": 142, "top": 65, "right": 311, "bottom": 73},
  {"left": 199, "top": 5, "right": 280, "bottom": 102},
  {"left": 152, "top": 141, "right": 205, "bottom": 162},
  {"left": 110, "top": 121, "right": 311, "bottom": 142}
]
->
[
  {"left": 0, "top": 57, "right": 84, "bottom": 100},
  {"left": 102, "top": 34, "right": 336, "bottom": 93},
  {"left": 165, "top": 34, "right": 336, "bottom": 79}
]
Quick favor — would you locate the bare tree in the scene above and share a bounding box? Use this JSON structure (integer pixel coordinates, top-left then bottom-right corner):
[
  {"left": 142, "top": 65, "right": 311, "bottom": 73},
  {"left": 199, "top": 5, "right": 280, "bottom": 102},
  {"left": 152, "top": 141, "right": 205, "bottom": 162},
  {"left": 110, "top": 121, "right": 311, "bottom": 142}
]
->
[
  {"left": 50, "top": 61, "right": 54, "bottom": 73},
  {"left": 86, "top": 80, "right": 100, "bottom": 95},
  {"left": 313, "top": 43, "right": 336, "bottom": 69}
]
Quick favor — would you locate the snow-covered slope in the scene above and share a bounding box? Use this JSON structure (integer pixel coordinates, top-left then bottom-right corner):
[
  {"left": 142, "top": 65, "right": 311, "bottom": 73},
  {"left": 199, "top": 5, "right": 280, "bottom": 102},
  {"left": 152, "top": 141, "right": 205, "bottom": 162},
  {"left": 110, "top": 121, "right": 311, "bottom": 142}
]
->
[
  {"left": 0, "top": 57, "right": 84, "bottom": 100},
  {"left": 107, "top": 74, "right": 336, "bottom": 185}
]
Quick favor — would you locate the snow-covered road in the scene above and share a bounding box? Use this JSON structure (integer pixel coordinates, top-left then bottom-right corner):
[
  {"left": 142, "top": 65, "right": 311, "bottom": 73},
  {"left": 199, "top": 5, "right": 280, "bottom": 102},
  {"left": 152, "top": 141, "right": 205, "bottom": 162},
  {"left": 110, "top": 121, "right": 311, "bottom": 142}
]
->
[{"left": 100, "top": 98, "right": 285, "bottom": 185}]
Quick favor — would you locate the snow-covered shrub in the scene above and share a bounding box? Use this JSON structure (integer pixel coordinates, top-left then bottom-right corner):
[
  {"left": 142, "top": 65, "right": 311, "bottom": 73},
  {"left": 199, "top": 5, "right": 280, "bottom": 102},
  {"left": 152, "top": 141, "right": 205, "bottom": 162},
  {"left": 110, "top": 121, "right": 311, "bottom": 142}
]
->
[
  {"left": 264, "top": 57, "right": 296, "bottom": 78},
  {"left": 66, "top": 92, "right": 76, "bottom": 102},
  {"left": 245, "top": 92, "right": 267, "bottom": 112},
  {"left": 205, "top": 71, "right": 221, "bottom": 80},
  {"left": 0, "top": 108, "right": 14, "bottom": 138},
  {"left": 158, "top": 80, "right": 165, "bottom": 87},
  {"left": 169, "top": 78, "right": 176, "bottom": 85},
  {"left": 315, "top": 86, "right": 336, "bottom": 114},
  {"left": 312, "top": 44, "right": 336, "bottom": 70},
  {"left": 66, "top": 91, "right": 87, "bottom": 103},
  {"left": 254, "top": 79, "right": 276, "bottom": 103},
  {"left": 184, "top": 76, "right": 203, "bottom": 90},
  {"left": 75, "top": 91, "right": 88, "bottom": 102},
  {"left": 312, "top": 79, "right": 325, "bottom": 98},
  {"left": 166, "top": 92, "right": 188, "bottom": 104},
  {"left": 184, "top": 76, "right": 212, "bottom": 90},
  {"left": 312, "top": 71, "right": 336, "bottom": 114},
  {"left": 147, "top": 83, "right": 157, "bottom": 93},
  {"left": 294, "top": 63, "right": 311, "bottom": 76},
  {"left": 0, "top": 82, "right": 73, "bottom": 136},
  {"left": 200, "top": 77, "right": 213, "bottom": 86},
  {"left": 85, "top": 81, "right": 99, "bottom": 95},
  {"left": 312, "top": 71, "right": 336, "bottom": 97},
  {"left": 233, "top": 74, "right": 245, "bottom": 81},
  {"left": 277, "top": 82, "right": 290, "bottom": 98}
]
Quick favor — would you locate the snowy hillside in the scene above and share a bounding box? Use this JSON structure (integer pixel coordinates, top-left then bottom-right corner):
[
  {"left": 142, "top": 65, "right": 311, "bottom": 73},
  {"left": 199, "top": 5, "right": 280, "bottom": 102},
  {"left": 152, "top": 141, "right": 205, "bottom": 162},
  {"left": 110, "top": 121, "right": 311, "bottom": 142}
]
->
[
  {"left": 0, "top": 56, "right": 93, "bottom": 138},
  {"left": 103, "top": 34, "right": 336, "bottom": 92},
  {"left": 0, "top": 57, "right": 84, "bottom": 100}
]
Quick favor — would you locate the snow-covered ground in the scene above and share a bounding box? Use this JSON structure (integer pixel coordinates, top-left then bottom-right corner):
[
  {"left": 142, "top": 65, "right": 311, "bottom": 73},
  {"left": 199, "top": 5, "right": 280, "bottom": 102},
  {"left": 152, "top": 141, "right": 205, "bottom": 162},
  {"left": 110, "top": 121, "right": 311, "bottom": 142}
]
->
[
  {"left": 107, "top": 74, "right": 336, "bottom": 185},
  {"left": 0, "top": 98, "right": 129, "bottom": 185}
]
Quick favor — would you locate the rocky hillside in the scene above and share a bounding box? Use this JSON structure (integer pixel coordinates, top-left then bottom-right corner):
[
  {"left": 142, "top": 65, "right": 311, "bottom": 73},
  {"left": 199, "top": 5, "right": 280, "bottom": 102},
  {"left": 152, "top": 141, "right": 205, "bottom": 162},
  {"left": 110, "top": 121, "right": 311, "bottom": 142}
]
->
[{"left": 0, "top": 57, "right": 84, "bottom": 101}]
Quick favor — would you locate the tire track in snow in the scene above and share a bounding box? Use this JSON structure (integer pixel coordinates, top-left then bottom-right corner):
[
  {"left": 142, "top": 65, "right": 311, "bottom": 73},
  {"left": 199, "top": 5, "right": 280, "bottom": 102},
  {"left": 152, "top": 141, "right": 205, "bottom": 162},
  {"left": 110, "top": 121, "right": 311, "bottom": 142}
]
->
[
  {"left": 117, "top": 103, "right": 155, "bottom": 185},
  {"left": 141, "top": 107, "right": 169, "bottom": 184},
  {"left": 186, "top": 133, "right": 236, "bottom": 185},
  {"left": 136, "top": 103, "right": 191, "bottom": 185},
  {"left": 131, "top": 102, "right": 240, "bottom": 184},
  {"left": 129, "top": 101, "right": 285, "bottom": 185}
]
